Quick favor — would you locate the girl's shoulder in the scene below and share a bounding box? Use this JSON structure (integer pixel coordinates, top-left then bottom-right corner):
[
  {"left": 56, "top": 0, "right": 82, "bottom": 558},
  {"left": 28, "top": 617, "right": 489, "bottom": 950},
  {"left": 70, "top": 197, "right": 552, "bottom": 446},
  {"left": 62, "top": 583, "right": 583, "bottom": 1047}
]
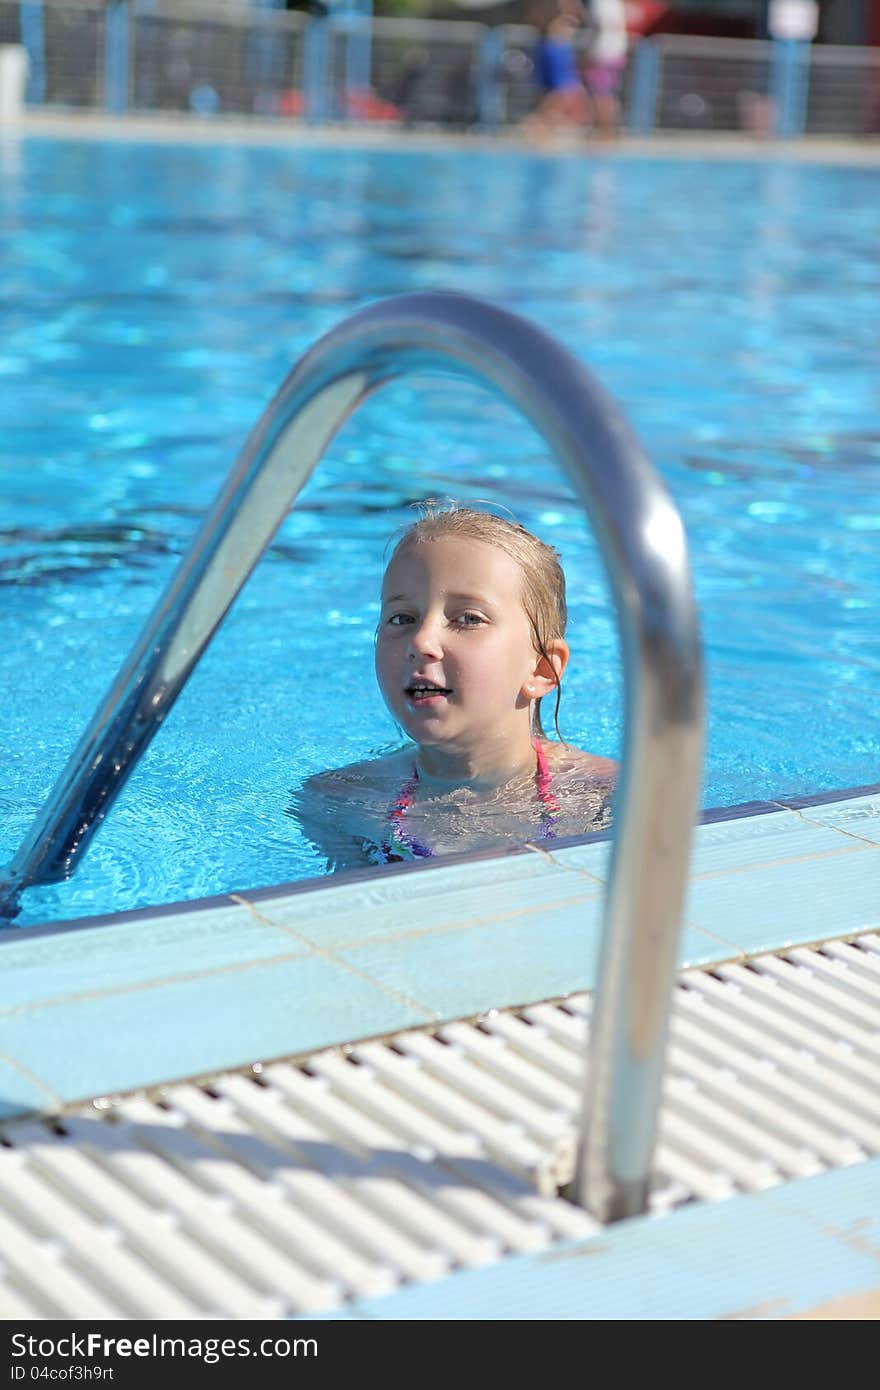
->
[
  {"left": 296, "top": 750, "right": 415, "bottom": 870},
  {"left": 304, "top": 748, "right": 414, "bottom": 800},
  {"left": 542, "top": 740, "right": 618, "bottom": 784}
]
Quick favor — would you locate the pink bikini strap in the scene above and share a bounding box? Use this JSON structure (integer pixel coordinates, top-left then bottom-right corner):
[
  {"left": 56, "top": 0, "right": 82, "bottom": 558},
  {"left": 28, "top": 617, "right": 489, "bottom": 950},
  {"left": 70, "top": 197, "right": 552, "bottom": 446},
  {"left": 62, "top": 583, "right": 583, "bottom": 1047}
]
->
[
  {"left": 386, "top": 743, "right": 560, "bottom": 859},
  {"left": 532, "top": 738, "right": 561, "bottom": 833}
]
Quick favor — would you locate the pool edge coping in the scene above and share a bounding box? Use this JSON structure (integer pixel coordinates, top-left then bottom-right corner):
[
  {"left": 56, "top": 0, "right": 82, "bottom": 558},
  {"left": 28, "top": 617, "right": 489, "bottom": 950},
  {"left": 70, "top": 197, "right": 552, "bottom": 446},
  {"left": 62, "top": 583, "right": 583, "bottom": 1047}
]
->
[
  {"left": 11, "top": 111, "right": 880, "bottom": 168},
  {"left": 5, "top": 779, "right": 878, "bottom": 946},
  {"left": 1, "top": 782, "right": 878, "bottom": 1121}
]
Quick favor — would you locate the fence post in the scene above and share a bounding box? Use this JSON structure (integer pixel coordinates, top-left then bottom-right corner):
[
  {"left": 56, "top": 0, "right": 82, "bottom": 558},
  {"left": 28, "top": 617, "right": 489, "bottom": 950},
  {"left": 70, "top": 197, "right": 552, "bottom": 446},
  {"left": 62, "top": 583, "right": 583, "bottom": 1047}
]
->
[
  {"left": 627, "top": 38, "right": 659, "bottom": 135},
  {"left": 247, "top": 0, "right": 286, "bottom": 115},
  {"left": 770, "top": 36, "right": 810, "bottom": 137},
  {"left": 103, "top": 1, "right": 129, "bottom": 114},
  {"left": 343, "top": 0, "right": 372, "bottom": 119},
  {"left": 303, "top": 14, "right": 330, "bottom": 123},
  {"left": 18, "top": 0, "right": 45, "bottom": 105},
  {"left": 476, "top": 25, "right": 503, "bottom": 130}
]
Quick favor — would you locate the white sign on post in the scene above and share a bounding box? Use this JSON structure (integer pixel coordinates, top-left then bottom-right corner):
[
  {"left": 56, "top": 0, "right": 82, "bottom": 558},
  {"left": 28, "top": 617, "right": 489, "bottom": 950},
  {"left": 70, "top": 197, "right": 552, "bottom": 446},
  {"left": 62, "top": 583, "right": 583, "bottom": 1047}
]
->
[
  {"left": 768, "top": 0, "right": 819, "bottom": 40},
  {"left": 0, "top": 45, "right": 29, "bottom": 121}
]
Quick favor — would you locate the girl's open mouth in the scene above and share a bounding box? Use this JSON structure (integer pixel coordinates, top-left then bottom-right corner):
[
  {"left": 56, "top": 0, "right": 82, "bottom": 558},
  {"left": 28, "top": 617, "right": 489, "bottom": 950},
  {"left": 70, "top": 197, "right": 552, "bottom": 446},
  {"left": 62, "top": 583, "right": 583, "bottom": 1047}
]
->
[{"left": 406, "top": 682, "right": 452, "bottom": 704}]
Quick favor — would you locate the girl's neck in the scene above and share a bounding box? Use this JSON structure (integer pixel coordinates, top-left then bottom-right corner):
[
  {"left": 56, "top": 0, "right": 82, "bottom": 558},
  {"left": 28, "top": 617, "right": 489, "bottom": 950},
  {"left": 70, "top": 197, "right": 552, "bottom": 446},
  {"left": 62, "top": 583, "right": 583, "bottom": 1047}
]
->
[{"left": 414, "top": 733, "right": 542, "bottom": 793}]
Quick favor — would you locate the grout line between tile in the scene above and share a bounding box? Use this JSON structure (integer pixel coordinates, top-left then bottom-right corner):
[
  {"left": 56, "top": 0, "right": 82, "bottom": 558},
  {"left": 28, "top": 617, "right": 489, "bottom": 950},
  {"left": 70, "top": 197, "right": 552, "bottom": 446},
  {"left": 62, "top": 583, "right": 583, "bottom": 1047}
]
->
[
  {"left": 229, "top": 894, "right": 438, "bottom": 1024},
  {"left": 0, "top": 947, "right": 314, "bottom": 1020},
  {"left": 682, "top": 922, "right": 748, "bottom": 957},
  {"left": 691, "top": 841, "right": 869, "bottom": 883},
  {"left": 523, "top": 842, "right": 607, "bottom": 884},
  {"left": 316, "top": 887, "right": 604, "bottom": 953},
  {"left": 769, "top": 1189, "right": 880, "bottom": 1265},
  {"left": 0, "top": 1050, "right": 65, "bottom": 1109},
  {"left": 770, "top": 801, "right": 880, "bottom": 850}
]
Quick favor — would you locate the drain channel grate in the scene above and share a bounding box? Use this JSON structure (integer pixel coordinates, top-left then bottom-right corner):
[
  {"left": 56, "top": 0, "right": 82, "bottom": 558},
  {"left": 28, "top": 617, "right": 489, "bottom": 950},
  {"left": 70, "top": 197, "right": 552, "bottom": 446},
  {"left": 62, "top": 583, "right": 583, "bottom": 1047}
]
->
[{"left": 1, "top": 933, "right": 878, "bottom": 1318}]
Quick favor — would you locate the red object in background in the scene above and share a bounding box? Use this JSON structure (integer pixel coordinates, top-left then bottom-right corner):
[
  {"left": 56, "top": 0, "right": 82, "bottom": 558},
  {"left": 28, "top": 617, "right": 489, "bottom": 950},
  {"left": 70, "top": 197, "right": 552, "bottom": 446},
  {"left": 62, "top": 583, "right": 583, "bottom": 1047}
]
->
[
  {"left": 623, "top": 1, "right": 668, "bottom": 35},
  {"left": 872, "top": 0, "right": 880, "bottom": 44},
  {"left": 346, "top": 88, "right": 403, "bottom": 122},
  {"left": 275, "top": 88, "right": 401, "bottom": 121}
]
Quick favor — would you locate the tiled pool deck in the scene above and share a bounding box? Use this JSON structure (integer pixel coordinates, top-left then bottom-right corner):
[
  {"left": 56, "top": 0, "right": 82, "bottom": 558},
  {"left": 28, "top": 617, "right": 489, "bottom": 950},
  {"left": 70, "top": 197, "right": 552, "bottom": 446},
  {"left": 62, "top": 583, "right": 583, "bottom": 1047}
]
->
[
  {"left": 2, "top": 784, "right": 878, "bottom": 1120},
  {"left": 2, "top": 790, "right": 879, "bottom": 1321}
]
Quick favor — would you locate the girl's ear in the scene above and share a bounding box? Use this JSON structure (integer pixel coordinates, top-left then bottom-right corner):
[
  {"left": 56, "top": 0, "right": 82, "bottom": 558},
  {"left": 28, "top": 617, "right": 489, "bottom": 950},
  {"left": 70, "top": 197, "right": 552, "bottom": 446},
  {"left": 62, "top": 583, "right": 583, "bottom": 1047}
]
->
[{"left": 522, "top": 638, "right": 569, "bottom": 698}]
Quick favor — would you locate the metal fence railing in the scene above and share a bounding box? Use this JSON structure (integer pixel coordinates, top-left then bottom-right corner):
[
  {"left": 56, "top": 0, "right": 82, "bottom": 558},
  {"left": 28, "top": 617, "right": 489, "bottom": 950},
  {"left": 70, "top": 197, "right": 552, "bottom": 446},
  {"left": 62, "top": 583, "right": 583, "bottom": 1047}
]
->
[
  {"left": 652, "top": 36, "right": 773, "bottom": 134},
  {"left": 806, "top": 42, "right": 880, "bottom": 137},
  {"left": 129, "top": 7, "right": 307, "bottom": 117},
  {"left": 42, "top": 0, "right": 104, "bottom": 108},
  {"left": 2, "top": 2, "right": 879, "bottom": 140},
  {"left": 0, "top": 0, "right": 19, "bottom": 43},
  {"left": 365, "top": 17, "right": 483, "bottom": 127}
]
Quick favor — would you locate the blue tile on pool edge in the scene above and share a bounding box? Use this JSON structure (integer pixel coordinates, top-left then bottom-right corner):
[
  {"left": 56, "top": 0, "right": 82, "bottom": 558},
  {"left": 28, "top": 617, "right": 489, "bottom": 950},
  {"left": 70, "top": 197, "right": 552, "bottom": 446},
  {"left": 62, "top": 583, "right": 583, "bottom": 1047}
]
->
[
  {"left": 0, "top": 1056, "right": 61, "bottom": 1118},
  {"left": 337, "top": 906, "right": 721, "bottom": 1021},
  {"left": 686, "top": 810, "right": 860, "bottom": 878},
  {"left": 256, "top": 849, "right": 598, "bottom": 948},
  {"left": 684, "top": 845, "right": 880, "bottom": 955},
  {"left": 0, "top": 953, "right": 430, "bottom": 1115},
  {"left": 0, "top": 901, "right": 313, "bottom": 1012},
  {"left": 794, "top": 795, "right": 880, "bottom": 847}
]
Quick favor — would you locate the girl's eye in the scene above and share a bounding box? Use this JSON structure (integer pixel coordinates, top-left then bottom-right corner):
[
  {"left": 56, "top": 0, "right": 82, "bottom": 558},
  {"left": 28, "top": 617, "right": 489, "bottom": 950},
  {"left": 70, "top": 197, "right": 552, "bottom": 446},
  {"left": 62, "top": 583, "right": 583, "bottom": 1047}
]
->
[
  {"left": 456, "top": 612, "right": 486, "bottom": 627},
  {"left": 387, "top": 613, "right": 413, "bottom": 626}
]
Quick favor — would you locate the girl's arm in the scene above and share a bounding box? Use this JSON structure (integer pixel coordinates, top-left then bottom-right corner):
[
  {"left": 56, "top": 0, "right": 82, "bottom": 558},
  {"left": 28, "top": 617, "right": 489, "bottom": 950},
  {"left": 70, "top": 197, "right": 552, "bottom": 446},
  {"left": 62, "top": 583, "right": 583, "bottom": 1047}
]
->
[{"left": 291, "top": 772, "right": 372, "bottom": 874}]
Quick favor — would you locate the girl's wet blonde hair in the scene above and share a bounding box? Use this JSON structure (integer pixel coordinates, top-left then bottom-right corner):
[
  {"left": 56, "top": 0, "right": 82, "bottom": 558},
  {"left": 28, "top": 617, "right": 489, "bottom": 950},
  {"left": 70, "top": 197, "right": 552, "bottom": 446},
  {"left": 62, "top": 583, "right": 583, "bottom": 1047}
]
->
[{"left": 388, "top": 501, "right": 568, "bottom": 739}]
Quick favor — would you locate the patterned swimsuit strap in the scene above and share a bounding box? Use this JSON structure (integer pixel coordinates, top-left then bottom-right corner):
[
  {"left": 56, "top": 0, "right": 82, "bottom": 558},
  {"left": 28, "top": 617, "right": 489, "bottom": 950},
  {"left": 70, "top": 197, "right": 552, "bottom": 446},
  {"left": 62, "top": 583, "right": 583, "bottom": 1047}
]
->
[
  {"left": 382, "top": 739, "right": 561, "bottom": 862},
  {"left": 384, "top": 766, "right": 432, "bottom": 861},
  {"left": 533, "top": 737, "right": 561, "bottom": 837}
]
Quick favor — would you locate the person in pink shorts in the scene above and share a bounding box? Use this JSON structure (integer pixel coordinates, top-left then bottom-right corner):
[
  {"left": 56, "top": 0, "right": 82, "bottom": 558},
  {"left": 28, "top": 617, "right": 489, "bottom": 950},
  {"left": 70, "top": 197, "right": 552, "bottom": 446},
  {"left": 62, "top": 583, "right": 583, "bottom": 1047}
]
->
[{"left": 584, "top": 0, "right": 629, "bottom": 137}]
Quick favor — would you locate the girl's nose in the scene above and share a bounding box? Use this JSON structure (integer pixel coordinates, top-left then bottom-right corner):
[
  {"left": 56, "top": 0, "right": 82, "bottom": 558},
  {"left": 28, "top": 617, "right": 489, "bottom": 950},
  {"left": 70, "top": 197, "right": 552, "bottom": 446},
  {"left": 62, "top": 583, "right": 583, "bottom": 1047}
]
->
[{"left": 407, "top": 616, "right": 443, "bottom": 660}]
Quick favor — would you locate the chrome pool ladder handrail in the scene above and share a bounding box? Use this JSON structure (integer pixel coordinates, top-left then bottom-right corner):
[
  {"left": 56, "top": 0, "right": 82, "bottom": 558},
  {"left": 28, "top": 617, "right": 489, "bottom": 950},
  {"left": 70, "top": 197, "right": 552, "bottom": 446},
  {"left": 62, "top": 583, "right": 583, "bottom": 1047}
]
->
[{"left": 0, "top": 292, "right": 704, "bottom": 1222}]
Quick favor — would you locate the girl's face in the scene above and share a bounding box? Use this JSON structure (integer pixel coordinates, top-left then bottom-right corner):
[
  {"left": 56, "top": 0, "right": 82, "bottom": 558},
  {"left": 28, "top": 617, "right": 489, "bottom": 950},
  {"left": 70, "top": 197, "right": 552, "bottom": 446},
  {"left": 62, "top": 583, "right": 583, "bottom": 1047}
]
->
[{"left": 375, "top": 535, "right": 553, "bottom": 755}]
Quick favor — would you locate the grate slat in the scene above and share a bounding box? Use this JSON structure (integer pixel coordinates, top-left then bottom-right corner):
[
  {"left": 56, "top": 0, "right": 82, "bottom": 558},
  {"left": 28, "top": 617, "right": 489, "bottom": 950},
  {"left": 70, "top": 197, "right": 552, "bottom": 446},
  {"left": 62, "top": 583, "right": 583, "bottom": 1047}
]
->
[
  {"left": 789, "top": 944, "right": 880, "bottom": 999},
  {"left": 55, "top": 1114, "right": 319, "bottom": 1315},
  {"left": 714, "top": 962, "right": 880, "bottom": 1054},
  {"left": 672, "top": 982, "right": 880, "bottom": 1123},
  {"left": 0, "top": 1200, "right": 124, "bottom": 1319},
  {"left": 752, "top": 955, "right": 880, "bottom": 1034},
  {"left": 303, "top": 1053, "right": 558, "bottom": 1252},
  {"left": 438, "top": 1021, "right": 578, "bottom": 1110},
  {"left": 854, "top": 935, "right": 880, "bottom": 958},
  {"left": 7, "top": 1119, "right": 269, "bottom": 1317},
  {"left": 667, "top": 1017, "right": 878, "bottom": 1160},
  {"left": 1, "top": 930, "right": 877, "bottom": 1319},
  {"left": 0, "top": 1275, "right": 41, "bottom": 1319},
  {"left": 115, "top": 1092, "right": 398, "bottom": 1300},
  {"left": 393, "top": 1030, "right": 571, "bottom": 1142},
  {"left": 0, "top": 1146, "right": 200, "bottom": 1318},
  {"left": 462, "top": 1011, "right": 585, "bottom": 1087},
  {"left": 679, "top": 971, "right": 880, "bottom": 1085},
  {"left": 350, "top": 1040, "right": 552, "bottom": 1186},
  {"left": 217, "top": 1067, "right": 453, "bottom": 1283}
]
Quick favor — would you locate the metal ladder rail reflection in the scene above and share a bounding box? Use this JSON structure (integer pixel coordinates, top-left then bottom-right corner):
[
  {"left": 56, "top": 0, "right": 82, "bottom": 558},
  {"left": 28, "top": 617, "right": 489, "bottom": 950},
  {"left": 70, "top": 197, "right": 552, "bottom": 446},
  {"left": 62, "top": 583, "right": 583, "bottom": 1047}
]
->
[{"left": 0, "top": 292, "right": 703, "bottom": 1223}]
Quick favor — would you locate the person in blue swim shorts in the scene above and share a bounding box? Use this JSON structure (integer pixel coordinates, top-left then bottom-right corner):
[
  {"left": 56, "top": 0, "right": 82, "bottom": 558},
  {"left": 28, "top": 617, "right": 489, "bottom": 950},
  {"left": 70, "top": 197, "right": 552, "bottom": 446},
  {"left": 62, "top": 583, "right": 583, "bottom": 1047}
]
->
[{"left": 525, "top": 0, "right": 590, "bottom": 135}]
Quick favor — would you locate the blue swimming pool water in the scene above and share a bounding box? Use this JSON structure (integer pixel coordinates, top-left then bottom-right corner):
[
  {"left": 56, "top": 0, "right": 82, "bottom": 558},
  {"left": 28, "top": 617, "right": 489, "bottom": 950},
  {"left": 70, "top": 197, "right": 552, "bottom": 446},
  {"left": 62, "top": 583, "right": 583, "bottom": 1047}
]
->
[{"left": 2, "top": 137, "right": 879, "bottom": 927}]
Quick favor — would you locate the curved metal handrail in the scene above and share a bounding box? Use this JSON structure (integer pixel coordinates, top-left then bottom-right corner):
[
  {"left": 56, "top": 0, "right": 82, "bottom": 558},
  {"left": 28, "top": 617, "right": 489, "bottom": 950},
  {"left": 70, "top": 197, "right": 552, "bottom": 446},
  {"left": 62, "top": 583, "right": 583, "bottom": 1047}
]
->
[{"left": 0, "top": 292, "right": 703, "bottom": 1222}]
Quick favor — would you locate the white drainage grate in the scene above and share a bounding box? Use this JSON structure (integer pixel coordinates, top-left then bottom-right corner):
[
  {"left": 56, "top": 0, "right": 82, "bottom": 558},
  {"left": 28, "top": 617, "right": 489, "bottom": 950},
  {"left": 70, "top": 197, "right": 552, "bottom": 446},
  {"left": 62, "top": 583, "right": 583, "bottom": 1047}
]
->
[{"left": 1, "top": 933, "right": 878, "bottom": 1318}]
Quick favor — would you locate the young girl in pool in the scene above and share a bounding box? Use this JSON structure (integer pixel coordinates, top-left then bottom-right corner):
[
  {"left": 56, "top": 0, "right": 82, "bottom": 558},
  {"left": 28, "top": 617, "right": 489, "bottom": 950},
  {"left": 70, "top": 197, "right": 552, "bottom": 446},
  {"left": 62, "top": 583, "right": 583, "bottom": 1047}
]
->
[{"left": 299, "top": 503, "right": 616, "bottom": 869}]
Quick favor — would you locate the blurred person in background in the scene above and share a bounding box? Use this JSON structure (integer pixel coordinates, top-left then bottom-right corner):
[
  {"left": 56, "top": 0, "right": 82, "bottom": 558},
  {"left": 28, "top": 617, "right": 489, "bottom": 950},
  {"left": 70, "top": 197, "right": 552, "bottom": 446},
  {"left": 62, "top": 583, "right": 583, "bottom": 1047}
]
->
[
  {"left": 523, "top": 0, "right": 590, "bottom": 136},
  {"left": 584, "top": 0, "right": 628, "bottom": 137}
]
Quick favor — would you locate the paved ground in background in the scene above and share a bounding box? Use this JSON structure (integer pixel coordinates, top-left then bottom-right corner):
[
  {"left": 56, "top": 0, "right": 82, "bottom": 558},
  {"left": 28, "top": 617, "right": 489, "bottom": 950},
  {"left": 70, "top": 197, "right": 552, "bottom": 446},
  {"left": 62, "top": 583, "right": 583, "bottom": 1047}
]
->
[{"left": 9, "top": 111, "right": 880, "bottom": 165}]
